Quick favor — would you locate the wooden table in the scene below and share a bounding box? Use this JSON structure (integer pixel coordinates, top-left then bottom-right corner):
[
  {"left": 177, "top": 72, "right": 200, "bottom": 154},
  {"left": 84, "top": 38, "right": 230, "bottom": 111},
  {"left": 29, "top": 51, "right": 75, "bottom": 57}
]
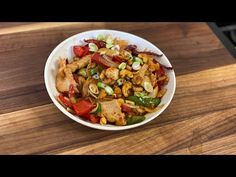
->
[{"left": 0, "top": 22, "right": 236, "bottom": 154}]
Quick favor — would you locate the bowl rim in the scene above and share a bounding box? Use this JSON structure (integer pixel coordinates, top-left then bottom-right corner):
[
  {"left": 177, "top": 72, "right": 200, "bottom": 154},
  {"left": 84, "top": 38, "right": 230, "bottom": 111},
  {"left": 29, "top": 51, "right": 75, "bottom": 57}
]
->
[{"left": 44, "top": 29, "right": 176, "bottom": 131}]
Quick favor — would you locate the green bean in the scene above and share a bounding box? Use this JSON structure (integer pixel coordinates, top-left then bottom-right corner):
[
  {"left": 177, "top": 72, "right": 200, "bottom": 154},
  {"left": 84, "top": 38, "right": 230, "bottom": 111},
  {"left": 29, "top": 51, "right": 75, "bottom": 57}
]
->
[
  {"left": 126, "top": 115, "right": 145, "bottom": 125},
  {"left": 127, "top": 96, "right": 161, "bottom": 108}
]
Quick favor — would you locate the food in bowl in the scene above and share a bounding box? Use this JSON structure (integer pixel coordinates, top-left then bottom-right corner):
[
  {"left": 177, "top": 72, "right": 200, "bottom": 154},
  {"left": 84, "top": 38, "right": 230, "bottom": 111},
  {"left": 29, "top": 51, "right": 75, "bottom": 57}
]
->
[{"left": 55, "top": 34, "right": 173, "bottom": 126}]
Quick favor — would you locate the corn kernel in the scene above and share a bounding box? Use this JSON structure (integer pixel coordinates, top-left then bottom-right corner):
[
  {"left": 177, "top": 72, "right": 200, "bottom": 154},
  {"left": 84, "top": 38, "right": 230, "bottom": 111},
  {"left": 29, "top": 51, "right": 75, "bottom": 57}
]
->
[
  {"left": 100, "top": 117, "right": 107, "bottom": 125},
  {"left": 117, "top": 98, "right": 125, "bottom": 106}
]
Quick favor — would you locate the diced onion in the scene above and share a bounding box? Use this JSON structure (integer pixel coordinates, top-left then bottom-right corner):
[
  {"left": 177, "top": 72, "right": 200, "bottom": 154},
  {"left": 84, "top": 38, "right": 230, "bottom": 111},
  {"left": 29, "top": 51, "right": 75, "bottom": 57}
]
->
[
  {"left": 105, "top": 86, "right": 114, "bottom": 95},
  {"left": 89, "top": 83, "right": 99, "bottom": 94},
  {"left": 106, "top": 36, "right": 113, "bottom": 44},
  {"left": 97, "top": 82, "right": 106, "bottom": 89},
  {"left": 106, "top": 43, "right": 114, "bottom": 49},
  {"left": 92, "top": 73, "right": 100, "bottom": 80},
  {"left": 111, "top": 45, "right": 120, "bottom": 51},
  {"left": 117, "top": 78, "right": 124, "bottom": 86},
  {"left": 132, "top": 61, "right": 141, "bottom": 70},
  {"left": 134, "top": 57, "right": 143, "bottom": 64},
  {"left": 143, "top": 81, "right": 153, "bottom": 92},
  {"left": 88, "top": 90, "right": 98, "bottom": 99},
  {"left": 78, "top": 68, "right": 87, "bottom": 77},
  {"left": 89, "top": 43, "right": 98, "bottom": 52},
  {"left": 97, "top": 34, "right": 106, "bottom": 41},
  {"left": 118, "top": 62, "right": 127, "bottom": 70}
]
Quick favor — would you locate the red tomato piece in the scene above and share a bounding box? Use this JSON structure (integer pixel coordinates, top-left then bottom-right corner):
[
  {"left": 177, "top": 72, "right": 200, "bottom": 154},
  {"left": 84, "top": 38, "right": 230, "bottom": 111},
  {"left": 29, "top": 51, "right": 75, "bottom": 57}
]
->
[{"left": 73, "top": 100, "right": 94, "bottom": 116}]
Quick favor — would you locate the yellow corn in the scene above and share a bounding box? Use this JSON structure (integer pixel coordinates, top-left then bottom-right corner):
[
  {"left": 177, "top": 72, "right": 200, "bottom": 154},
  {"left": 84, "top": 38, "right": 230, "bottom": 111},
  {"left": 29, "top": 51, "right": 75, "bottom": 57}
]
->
[
  {"left": 100, "top": 117, "right": 107, "bottom": 125},
  {"left": 117, "top": 98, "right": 125, "bottom": 106}
]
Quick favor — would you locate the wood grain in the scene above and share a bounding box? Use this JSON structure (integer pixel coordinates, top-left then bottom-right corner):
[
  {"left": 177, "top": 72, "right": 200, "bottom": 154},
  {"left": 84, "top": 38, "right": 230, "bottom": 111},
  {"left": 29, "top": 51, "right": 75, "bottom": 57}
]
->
[
  {"left": 0, "top": 63, "right": 235, "bottom": 154},
  {"left": 168, "top": 134, "right": 236, "bottom": 155},
  {"left": 59, "top": 107, "right": 236, "bottom": 154},
  {"left": 1, "top": 22, "right": 235, "bottom": 114},
  {"left": 0, "top": 22, "right": 236, "bottom": 154}
]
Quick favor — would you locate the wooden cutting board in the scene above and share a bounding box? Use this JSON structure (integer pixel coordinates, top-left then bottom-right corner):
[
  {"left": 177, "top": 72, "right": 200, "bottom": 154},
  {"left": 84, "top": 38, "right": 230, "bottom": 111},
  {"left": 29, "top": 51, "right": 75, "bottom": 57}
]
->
[{"left": 0, "top": 22, "right": 236, "bottom": 154}]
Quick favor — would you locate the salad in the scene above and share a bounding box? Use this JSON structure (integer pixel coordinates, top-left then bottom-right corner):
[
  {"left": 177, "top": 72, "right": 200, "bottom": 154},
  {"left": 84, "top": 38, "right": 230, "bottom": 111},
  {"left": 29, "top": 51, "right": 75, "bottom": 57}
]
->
[{"left": 56, "top": 34, "right": 172, "bottom": 126}]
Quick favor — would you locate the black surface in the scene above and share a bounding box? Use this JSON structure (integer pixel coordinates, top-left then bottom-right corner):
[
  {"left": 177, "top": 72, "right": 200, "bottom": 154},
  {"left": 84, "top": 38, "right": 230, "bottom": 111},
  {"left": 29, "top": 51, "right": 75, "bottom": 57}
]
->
[
  {"left": 208, "top": 22, "right": 236, "bottom": 59},
  {"left": 0, "top": 0, "right": 236, "bottom": 21}
]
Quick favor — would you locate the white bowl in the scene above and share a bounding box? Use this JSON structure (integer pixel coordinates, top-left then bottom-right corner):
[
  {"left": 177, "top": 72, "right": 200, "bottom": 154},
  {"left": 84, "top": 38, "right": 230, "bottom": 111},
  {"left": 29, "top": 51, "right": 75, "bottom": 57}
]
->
[{"left": 44, "top": 29, "right": 176, "bottom": 131}]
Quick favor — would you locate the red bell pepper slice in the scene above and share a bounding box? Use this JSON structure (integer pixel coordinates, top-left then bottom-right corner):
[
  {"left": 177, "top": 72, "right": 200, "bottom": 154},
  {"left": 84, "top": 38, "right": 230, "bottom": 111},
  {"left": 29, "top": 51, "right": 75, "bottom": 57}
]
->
[
  {"left": 58, "top": 94, "right": 73, "bottom": 108},
  {"left": 82, "top": 113, "right": 99, "bottom": 123},
  {"left": 125, "top": 45, "right": 163, "bottom": 57},
  {"left": 91, "top": 53, "right": 107, "bottom": 68},
  {"left": 138, "top": 51, "right": 163, "bottom": 57},
  {"left": 89, "top": 115, "right": 99, "bottom": 123},
  {"left": 112, "top": 56, "right": 123, "bottom": 63},
  {"left": 121, "top": 104, "right": 133, "bottom": 113},
  {"left": 73, "top": 46, "right": 84, "bottom": 57},
  {"left": 72, "top": 99, "right": 94, "bottom": 116},
  {"left": 83, "top": 45, "right": 90, "bottom": 56},
  {"left": 156, "top": 66, "right": 165, "bottom": 77},
  {"left": 73, "top": 45, "right": 90, "bottom": 57},
  {"left": 158, "top": 80, "right": 165, "bottom": 88}
]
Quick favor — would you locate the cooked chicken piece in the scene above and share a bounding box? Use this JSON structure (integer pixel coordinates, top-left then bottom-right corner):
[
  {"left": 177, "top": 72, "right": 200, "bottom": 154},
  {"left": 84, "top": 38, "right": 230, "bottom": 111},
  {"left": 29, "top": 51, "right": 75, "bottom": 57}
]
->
[
  {"left": 66, "top": 54, "right": 91, "bottom": 72},
  {"left": 57, "top": 58, "right": 66, "bottom": 75},
  {"left": 73, "top": 57, "right": 80, "bottom": 61},
  {"left": 56, "top": 58, "right": 78, "bottom": 93},
  {"left": 105, "top": 67, "right": 119, "bottom": 80},
  {"left": 132, "top": 64, "right": 148, "bottom": 85},
  {"left": 150, "top": 73, "right": 157, "bottom": 87},
  {"left": 98, "top": 48, "right": 119, "bottom": 57},
  {"left": 100, "top": 99, "right": 125, "bottom": 125},
  {"left": 75, "top": 76, "right": 86, "bottom": 92}
]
